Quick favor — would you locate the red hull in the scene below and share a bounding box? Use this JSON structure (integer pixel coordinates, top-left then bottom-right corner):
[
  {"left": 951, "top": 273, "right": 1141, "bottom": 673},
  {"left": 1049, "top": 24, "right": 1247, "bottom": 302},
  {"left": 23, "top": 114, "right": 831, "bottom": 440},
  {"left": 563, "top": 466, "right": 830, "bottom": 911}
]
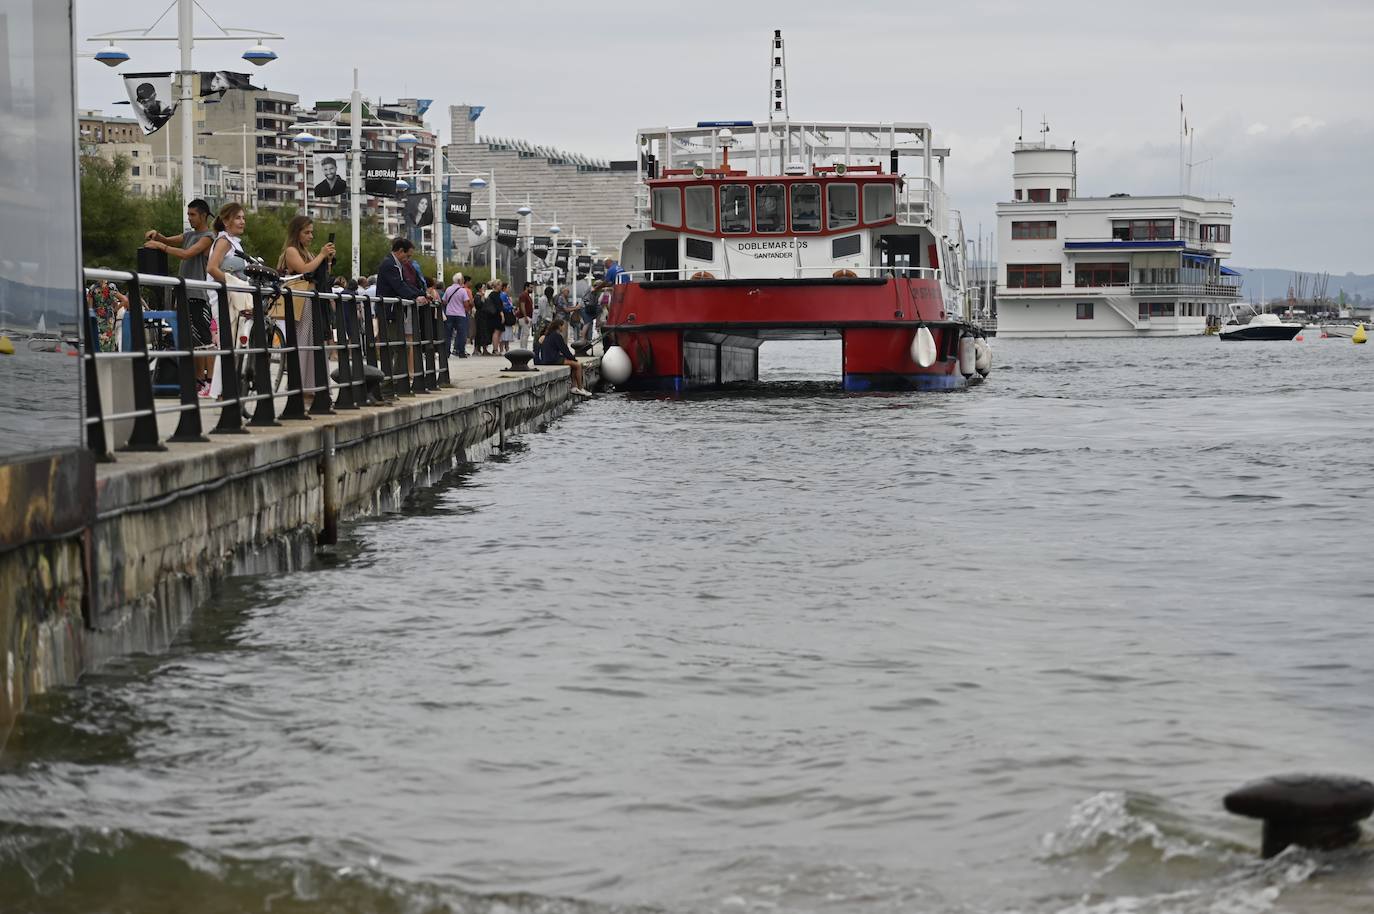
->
[{"left": 602, "top": 278, "right": 973, "bottom": 390}]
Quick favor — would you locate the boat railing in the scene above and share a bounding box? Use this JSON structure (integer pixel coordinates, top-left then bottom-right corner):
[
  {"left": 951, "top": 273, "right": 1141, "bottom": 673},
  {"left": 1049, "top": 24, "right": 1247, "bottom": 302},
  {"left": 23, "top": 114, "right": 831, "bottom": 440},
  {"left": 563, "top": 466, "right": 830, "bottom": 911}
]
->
[
  {"left": 78, "top": 266, "right": 453, "bottom": 460},
  {"left": 618, "top": 265, "right": 942, "bottom": 283}
]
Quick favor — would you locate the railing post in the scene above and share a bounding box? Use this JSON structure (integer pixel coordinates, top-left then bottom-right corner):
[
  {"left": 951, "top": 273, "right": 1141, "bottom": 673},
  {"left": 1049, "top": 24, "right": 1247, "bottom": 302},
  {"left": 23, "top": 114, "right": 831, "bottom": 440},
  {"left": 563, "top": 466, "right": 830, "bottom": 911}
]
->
[
  {"left": 332, "top": 293, "right": 360, "bottom": 411},
  {"left": 421, "top": 301, "right": 438, "bottom": 391},
  {"left": 120, "top": 274, "right": 166, "bottom": 452},
  {"left": 211, "top": 278, "right": 247, "bottom": 434},
  {"left": 248, "top": 283, "right": 280, "bottom": 427},
  {"left": 393, "top": 300, "right": 415, "bottom": 397},
  {"left": 277, "top": 287, "right": 310, "bottom": 420},
  {"left": 309, "top": 293, "right": 335, "bottom": 415},
  {"left": 437, "top": 301, "right": 452, "bottom": 388},
  {"left": 362, "top": 296, "right": 390, "bottom": 403},
  {"left": 82, "top": 298, "right": 113, "bottom": 462},
  {"left": 347, "top": 294, "right": 373, "bottom": 406},
  {"left": 168, "top": 278, "right": 208, "bottom": 443}
]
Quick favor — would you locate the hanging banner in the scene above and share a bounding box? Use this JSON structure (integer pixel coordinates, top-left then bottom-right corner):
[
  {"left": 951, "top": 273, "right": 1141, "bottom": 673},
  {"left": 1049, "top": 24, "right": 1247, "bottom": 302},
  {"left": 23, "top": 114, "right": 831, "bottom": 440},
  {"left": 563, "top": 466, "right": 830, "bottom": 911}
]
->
[
  {"left": 496, "top": 218, "right": 520, "bottom": 248},
  {"left": 199, "top": 71, "right": 260, "bottom": 98},
  {"left": 311, "top": 153, "right": 347, "bottom": 197},
  {"left": 531, "top": 236, "right": 551, "bottom": 260},
  {"left": 405, "top": 193, "right": 434, "bottom": 245},
  {"left": 362, "top": 150, "right": 400, "bottom": 197},
  {"left": 465, "top": 219, "right": 488, "bottom": 250},
  {"left": 554, "top": 248, "right": 570, "bottom": 271},
  {"left": 445, "top": 191, "right": 472, "bottom": 226},
  {"left": 576, "top": 254, "right": 593, "bottom": 277},
  {"left": 122, "top": 72, "right": 177, "bottom": 135}
]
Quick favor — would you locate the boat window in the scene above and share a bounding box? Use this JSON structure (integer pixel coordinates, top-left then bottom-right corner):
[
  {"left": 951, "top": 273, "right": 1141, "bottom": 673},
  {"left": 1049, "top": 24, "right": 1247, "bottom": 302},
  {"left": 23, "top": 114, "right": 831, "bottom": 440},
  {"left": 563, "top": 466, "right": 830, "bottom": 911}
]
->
[
  {"left": 755, "top": 184, "right": 786, "bottom": 233},
  {"left": 684, "top": 185, "right": 716, "bottom": 233},
  {"left": 863, "top": 183, "right": 896, "bottom": 223},
  {"left": 832, "top": 234, "right": 861, "bottom": 258},
  {"left": 791, "top": 183, "right": 821, "bottom": 232},
  {"left": 827, "top": 183, "right": 858, "bottom": 229},
  {"left": 685, "top": 237, "right": 714, "bottom": 261},
  {"left": 651, "top": 187, "right": 681, "bottom": 227},
  {"left": 720, "top": 184, "right": 751, "bottom": 233}
]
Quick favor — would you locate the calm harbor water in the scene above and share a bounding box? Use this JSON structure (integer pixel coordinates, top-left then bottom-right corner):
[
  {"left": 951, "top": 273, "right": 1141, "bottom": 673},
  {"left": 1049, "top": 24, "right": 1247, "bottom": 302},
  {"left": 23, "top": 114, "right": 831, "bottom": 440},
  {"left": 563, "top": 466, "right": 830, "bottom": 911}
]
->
[{"left": 3, "top": 336, "right": 1373, "bottom": 913}]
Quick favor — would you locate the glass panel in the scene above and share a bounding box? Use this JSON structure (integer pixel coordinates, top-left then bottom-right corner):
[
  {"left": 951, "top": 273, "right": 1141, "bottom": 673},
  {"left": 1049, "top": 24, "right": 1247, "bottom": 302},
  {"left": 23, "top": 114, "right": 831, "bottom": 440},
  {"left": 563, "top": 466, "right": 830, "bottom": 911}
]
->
[
  {"left": 755, "top": 184, "right": 785, "bottom": 233},
  {"left": 791, "top": 183, "right": 820, "bottom": 232},
  {"left": 684, "top": 185, "right": 715, "bottom": 233},
  {"left": 0, "top": 0, "right": 84, "bottom": 458},
  {"left": 863, "top": 184, "right": 895, "bottom": 222},
  {"left": 651, "top": 187, "right": 681, "bottom": 227},
  {"left": 720, "top": 184, "right": 750, "bottom": 233},
  {"left": 827, "top": 183, "right": 857, "bottom": 229}
]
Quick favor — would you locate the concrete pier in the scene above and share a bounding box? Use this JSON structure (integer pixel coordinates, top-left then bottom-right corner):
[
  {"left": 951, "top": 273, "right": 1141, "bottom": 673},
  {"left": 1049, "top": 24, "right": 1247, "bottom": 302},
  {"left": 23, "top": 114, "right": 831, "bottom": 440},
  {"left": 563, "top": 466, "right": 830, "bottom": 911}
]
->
[{"left": 0, "top": 356, "right": 599, "bottom": 749}]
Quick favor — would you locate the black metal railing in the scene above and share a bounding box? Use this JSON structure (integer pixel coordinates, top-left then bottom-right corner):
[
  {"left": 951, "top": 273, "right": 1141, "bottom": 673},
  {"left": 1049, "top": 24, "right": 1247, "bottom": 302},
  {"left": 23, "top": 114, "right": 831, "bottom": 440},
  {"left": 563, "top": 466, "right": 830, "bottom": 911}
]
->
[{"left": 81, "top": 267, "right": 453, "bottom": 462}]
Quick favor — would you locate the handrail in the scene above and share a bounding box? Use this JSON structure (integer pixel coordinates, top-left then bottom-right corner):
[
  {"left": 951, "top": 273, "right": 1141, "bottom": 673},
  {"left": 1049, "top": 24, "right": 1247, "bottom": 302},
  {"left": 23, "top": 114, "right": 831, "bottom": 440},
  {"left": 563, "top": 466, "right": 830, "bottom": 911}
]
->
[
  {"left": 80, "top": 266, "right": 453, "bottom": 460},
  {"left": 617, "top": 265, "right": 943, "bottom": 283}
]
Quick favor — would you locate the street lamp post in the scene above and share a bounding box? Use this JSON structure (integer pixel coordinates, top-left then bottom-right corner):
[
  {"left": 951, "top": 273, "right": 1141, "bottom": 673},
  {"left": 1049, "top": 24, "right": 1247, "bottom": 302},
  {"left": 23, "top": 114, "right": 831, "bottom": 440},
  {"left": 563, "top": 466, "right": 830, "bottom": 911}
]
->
[{"left": 87, "top": 0, "right": 282, "bottom": 229}]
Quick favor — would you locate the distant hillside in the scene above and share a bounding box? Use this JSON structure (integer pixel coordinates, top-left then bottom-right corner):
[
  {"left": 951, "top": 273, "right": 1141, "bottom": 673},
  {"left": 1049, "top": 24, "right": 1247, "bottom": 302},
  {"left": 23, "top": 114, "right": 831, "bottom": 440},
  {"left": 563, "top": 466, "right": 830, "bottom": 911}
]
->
[{"left": 1231, "top": 267, "right": 1374, "bottom": 306}]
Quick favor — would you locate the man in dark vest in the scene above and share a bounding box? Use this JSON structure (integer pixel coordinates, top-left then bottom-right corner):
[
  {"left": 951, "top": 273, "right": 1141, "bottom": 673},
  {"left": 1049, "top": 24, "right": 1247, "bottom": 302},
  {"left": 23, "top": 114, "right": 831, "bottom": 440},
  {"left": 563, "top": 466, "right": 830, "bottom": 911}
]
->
[{"left": 374, "top": 238, "right": 429, "bottom": 387}]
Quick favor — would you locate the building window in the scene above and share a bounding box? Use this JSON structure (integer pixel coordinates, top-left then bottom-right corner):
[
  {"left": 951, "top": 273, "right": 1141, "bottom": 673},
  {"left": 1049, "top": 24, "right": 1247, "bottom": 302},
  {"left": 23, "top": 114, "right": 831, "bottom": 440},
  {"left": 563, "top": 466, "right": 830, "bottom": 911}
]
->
[
  {"left": 791, "top": 183, "right": 820, "bottom": 232},
  {"left": 1011, "top": 220, "right": 1056, "bottom": 240},
  {"left": 1057, "top": 188, "right": 1069, "bottom": 202},
  {"left": 720, "top": 184, "right": 751, "bottom": 233},
  {"left": 131, "top": 166, "right": 140, "bottom": 176},
  {"left": 1111, "top": 219, "right": 1175, "bottom": 241},
  {"left": 1076, "top": 302, "right": 1094, "bottom": 320},
  {"left": 1027, "top": 188, "right": 1050, "bottom": 203},
  {"left": 1014, "top": 188, "right": 1023, "bottom": 201},
  {"left": 652, "top": 187, "right": 681, "bottom": 227},
  {"left": 862, "top": 183, "right": 896, "bottom": 223},
  {"left": 1007, "top": 264, "right": 1062, "bottom": 288},
  {"left": 755, "top": 184, "right": 786, "bottom": 233},
  {"left": 685, "top": 237, "right": 714, "bottom": 261},
  {"left": 831, "top": 234, "right": 861, "bottom": 258},
  {"left": 684, "top": 185, "right": 715, "bottom": 233},
  {"left": 1139, "top": 301, "right": 1175, "bottom": 318},
  {"left": 1075, "top": 262, "right": 1129, "bottom": 287},
  {"left": 1201, "top": 224, "right": 1231, "bottom": 243}
]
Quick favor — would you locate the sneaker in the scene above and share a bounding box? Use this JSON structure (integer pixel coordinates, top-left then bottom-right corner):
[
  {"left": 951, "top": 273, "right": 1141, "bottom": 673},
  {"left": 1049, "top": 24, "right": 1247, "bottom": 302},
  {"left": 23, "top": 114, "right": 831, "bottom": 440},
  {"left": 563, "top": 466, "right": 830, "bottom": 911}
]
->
[
  {"left": 197, "top": 378, "right": 211, "bottom": 398},
  {"left": 573, "top": 387, "right": 593, "bottom": 398}
]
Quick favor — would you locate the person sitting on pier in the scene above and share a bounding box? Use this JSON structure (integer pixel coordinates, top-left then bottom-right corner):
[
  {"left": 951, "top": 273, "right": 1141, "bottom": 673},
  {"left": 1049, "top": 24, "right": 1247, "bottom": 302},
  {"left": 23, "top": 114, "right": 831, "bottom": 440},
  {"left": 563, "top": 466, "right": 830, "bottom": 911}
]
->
[{"left": 536, "top": 317, "right": 591, "bottom": 397}]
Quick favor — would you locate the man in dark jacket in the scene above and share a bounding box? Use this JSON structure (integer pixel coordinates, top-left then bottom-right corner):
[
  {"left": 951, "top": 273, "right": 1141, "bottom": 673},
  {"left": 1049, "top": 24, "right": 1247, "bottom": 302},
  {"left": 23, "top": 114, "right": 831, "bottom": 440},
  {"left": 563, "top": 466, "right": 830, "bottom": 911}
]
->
[{"left": 373, "top": 238, "right": 430, "bottom": 387}]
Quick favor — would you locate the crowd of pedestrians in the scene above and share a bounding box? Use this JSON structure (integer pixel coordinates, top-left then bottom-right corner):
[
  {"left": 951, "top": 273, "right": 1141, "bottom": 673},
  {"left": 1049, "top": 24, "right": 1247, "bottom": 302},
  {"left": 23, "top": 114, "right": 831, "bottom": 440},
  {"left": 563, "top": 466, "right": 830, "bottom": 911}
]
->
[{"left": 97, "top": 206, "right": 619, "bottom": 403}]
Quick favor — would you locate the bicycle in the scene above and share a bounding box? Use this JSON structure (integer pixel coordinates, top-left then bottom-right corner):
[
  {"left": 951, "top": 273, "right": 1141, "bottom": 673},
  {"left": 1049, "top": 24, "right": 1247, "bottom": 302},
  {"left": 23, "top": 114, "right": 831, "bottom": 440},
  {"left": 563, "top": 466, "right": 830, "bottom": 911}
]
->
[{"left": 231, "top": 264, "right": 305, "bottom": 417}]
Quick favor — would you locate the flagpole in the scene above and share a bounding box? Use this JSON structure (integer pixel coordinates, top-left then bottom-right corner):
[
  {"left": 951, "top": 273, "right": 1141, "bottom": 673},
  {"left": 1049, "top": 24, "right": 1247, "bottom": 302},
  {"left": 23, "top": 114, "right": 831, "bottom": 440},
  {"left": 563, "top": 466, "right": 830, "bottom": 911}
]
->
[
  {"left": 1178, "top": 95, "right": 1185, "bottom": 196},
  {"left": 350, "top": 68, "right": 362, "bottom": 279}
]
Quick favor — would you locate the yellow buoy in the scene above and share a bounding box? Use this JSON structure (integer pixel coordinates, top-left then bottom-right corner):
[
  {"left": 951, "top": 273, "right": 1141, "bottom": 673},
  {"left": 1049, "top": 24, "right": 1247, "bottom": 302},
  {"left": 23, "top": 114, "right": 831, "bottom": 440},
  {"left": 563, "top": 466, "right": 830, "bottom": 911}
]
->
[
  {"left": 1353, "top": 323, "right": 1367, "bottom": 345},
  {"left": 0, "top": 335, "right": 14, "bottom": 355}
]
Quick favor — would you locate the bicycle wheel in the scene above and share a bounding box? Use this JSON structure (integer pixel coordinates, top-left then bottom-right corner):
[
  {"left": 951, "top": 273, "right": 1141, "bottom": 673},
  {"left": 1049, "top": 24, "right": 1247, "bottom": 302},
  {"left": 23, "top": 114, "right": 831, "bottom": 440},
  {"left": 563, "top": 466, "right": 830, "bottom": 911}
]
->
[{"left": 267, "top": 324, "right": 288, "bottom": 394}]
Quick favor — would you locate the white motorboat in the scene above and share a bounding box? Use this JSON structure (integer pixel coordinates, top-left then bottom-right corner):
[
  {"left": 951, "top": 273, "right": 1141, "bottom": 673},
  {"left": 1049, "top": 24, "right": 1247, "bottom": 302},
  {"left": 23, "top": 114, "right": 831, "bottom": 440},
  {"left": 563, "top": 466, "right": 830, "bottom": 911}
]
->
[{"left": 1218, "top": 306, "right": 1303, "bottom": 342}]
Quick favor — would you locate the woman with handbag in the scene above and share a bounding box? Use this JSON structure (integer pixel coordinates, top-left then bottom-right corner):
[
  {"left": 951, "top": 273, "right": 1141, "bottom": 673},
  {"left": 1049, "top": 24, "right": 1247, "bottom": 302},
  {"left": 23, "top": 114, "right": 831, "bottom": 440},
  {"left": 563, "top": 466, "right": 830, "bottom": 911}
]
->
[{"left": 277, "top": 215, "right": 335, "bottom": 403}]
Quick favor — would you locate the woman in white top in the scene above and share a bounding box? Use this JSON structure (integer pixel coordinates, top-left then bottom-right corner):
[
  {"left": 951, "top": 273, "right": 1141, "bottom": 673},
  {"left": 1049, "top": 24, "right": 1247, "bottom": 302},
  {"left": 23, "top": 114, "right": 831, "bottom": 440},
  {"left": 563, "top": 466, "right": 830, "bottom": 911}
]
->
[{"left": 206, "top": 202, "right": 250, "bottom": 399}]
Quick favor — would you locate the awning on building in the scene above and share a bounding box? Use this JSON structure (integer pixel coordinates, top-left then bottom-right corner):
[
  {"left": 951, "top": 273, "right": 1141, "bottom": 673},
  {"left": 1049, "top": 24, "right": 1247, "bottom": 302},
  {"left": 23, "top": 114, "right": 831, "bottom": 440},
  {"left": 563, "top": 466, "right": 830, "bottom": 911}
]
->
[{"left": 1219, "top": 265, "right": 1240, "bottom": 276}]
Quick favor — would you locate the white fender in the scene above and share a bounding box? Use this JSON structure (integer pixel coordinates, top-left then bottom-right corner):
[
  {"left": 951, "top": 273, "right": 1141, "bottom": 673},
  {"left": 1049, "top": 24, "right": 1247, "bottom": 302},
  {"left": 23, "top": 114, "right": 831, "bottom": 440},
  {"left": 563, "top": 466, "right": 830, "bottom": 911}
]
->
[
  {"left": 910, "top": 326, "right": 937, "bottom": 368},
  {"left": 957, "top": 335, "right": 976, "bottom": 378},
  {"left": 601, "top": 345, "right": 633, "bottom": 385},
  {"left": 974, "top": 339, "right": 991, "bottom": 377}
]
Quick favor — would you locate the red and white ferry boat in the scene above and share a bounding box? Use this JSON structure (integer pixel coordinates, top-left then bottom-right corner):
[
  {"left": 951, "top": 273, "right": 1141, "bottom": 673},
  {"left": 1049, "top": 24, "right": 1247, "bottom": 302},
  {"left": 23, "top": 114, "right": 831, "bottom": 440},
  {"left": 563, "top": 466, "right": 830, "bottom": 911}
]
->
[{"left": 601, "top": 31, "right": 990, "bottom": 392}]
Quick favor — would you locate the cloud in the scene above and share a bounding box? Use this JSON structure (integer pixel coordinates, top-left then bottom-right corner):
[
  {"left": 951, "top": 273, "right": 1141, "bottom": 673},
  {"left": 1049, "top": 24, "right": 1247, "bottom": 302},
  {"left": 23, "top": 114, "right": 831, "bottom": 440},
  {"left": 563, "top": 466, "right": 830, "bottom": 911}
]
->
[
  {"left": 1246, "top": 123, "right": 1269, "bottom": 136},
  {"left": 1289, "top": 115, "right": 1327, "bottom": 131}
]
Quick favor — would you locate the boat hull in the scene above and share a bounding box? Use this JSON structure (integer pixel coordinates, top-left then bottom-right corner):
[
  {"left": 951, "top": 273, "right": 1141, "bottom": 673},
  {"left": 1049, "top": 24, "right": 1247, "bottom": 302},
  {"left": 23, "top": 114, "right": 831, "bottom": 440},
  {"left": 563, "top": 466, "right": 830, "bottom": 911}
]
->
[
  {"left": 1218, "top": 325, "right": 1303, "bottom": 341},
  {"left": 602, "top": 277, "right": 978, "bottom": 392}
]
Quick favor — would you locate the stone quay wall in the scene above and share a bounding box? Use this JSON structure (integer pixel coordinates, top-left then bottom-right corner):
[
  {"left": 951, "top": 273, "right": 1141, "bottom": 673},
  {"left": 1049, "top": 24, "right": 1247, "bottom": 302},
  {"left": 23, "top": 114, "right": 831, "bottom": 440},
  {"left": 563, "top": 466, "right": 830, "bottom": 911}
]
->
[{"left": 0, "top": 362, "right": 597, "bottom": 749}]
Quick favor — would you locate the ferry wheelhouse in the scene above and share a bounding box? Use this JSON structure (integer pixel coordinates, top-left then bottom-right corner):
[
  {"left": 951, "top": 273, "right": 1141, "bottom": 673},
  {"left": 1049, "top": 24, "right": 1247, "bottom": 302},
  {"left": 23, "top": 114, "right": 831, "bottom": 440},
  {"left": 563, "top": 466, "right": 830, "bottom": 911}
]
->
[{"left": 601, "top": 34, "right": 986, "bottom": 391}]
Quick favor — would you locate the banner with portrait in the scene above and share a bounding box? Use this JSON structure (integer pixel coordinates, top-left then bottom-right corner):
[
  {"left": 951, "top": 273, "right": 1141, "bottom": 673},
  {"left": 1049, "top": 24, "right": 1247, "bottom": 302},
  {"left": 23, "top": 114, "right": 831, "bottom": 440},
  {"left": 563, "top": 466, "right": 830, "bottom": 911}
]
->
[
  {"left": 122, "top": 72, "right": 177, "bottom": 136},
  {"left": 405, "top": 193, "right": 434, "bottom": 245},
  {"left": 362, "top": 150, "right": 400, "bottom": 197},
  {"left": 496, "top": 218, "right": 520, "bottom": 248},
  {"left": 445, "top": 192, "right": 472, "bottom": 226},
  {"left": 198, "top": 71, "right": 259, "bottom": 98},
  {"left": 311, "top": 153, "right": 347, "bottom": 197},
  {"left": 465, "top": 219, "right": 489, "bottom": 250}
]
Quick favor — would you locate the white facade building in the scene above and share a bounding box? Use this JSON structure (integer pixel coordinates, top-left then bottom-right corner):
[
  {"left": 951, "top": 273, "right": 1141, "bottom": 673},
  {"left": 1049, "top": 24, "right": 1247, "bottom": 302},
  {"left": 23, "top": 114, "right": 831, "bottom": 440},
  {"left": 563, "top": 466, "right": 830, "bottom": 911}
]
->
[{"left": 996, "top": 143, "right": 1240, "bottom": 337}]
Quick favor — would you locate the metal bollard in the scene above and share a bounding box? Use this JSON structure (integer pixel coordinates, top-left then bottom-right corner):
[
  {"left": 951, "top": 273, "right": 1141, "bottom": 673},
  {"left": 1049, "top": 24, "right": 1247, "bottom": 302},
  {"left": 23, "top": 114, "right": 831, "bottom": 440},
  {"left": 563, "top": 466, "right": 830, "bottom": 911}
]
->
[
  {"left": 248, "top": 283, "right": 280, "bottom": 427},
  {"left": 309, "top": 292, "right": 335, "bottom": 415}
]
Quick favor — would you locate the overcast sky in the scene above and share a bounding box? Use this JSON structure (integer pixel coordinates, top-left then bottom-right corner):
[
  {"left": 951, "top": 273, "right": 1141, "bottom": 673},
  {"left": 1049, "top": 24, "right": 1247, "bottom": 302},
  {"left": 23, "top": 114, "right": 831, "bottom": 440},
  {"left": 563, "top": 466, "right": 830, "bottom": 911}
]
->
[{"left": 76, "top": 0, "right": 1374, "bottom": 274}]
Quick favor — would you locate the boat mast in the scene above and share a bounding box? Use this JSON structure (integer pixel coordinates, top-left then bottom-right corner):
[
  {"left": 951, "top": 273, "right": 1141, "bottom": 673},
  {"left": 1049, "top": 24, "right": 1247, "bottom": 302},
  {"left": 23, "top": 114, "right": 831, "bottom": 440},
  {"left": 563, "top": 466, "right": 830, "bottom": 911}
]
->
[{"left": 768, "top": 29, "right": 789, "bottom": 175}]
